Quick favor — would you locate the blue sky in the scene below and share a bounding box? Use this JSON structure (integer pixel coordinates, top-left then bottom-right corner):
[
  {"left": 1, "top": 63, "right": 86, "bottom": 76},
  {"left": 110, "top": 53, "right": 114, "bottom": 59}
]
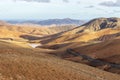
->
[{"left": 0, "top": 0, "right": 120, "bottom": 20}]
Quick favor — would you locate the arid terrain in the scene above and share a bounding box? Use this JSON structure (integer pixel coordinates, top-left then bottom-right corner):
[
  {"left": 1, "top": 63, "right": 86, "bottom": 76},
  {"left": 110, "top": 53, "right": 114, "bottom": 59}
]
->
[
  {"left": 0, "top": 18, "right": 120, "bottom": 80},
  {"left": 37, "top": 17, "right": 120, "bottom": 74}
]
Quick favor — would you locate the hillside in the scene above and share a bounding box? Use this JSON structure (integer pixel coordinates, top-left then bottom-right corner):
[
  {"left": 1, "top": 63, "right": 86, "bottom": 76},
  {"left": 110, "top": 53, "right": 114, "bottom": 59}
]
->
[
  {"left": 40, "top": 17, "right": 120, "bottom": 44},
  {"left": 0, "top": 18, "right": 120, "bottom": 77},
  {"left": 82, "top": 17, "right": 120, "bottom": 31},
  {"left": 0, "top": 20, "right": 9, "bottom": 26},
  {"left": 72, "top": 38, "right": 120, "bottom": 63},
  {"left": 1, "top": 0, "right": 120, "bottom": 79},
  {"left": 0, "top": 21, "right": 77, "bottom": 39},
  {"left": 38, "top": 18, "right": 120, "bottom": 74},
  {"left": 0, "top": 40, "right": 119, "bottom": 80}
]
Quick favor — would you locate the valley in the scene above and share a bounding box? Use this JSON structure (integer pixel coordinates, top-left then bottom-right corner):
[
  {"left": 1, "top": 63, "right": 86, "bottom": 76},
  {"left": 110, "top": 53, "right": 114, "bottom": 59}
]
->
[
  {"left": 0, "top": 17, "right": 120, "bottom": 79},
  {"left": 1, "top": 0, "right": 120, "bottom": 79}
]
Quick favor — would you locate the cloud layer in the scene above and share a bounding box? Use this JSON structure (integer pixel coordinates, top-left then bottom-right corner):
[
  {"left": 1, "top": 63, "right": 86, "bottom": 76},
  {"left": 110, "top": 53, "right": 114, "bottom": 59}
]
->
[
  {"left": 17, "top": 0, "right": 50, "bottom": 3},
  {"left": 16, "top": 0, "right": 69, "bottom": 3},
  {"left": 63, "top": 0, "right": 69, "bottom": 3},
  {"left": 100, "top": 0, "right": 120, "bottom": 7}
]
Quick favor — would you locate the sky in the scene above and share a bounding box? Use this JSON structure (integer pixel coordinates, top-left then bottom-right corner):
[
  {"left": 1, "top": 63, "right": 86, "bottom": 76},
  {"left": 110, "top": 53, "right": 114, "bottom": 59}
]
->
[{"left": 0, "top": 0, "right": 120, "bottom": 20}]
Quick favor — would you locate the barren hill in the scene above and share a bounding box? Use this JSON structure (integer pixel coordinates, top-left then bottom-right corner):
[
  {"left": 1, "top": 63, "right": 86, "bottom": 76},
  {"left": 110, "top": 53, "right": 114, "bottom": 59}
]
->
[
  {"left": 38, "top": 18, "right": 120, "bottom": 74},
  {"left": 83, "top": 17, "right": 120, "bottom": 31},
  {"left": 0, "top": 21, "right": 77, "bottom": 39},
  {"left": 0, "top": 40, "right": 119, "bottom": 80},
  {"left": 73, "top": 38, "right": 120, "bottom": 64},
  {"left": 0, "top": 20, "right": 9, "bottom": 26},
  {"left": 0, "top": 18, "right": 120, "bottom": 77},
  {"left": 40, "top": 17, "right": 120, "bottom": 44}
]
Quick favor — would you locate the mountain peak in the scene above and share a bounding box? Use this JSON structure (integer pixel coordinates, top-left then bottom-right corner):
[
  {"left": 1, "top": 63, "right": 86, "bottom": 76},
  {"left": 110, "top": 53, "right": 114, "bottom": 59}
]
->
[{"left": 82, "top": 17, "right": 120, "bottom": 31}]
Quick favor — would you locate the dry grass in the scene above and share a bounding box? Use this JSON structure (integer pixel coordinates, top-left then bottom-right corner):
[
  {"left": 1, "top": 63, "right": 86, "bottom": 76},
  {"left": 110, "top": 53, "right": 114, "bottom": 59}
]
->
[
  {"left": 0, "top": 24, "right": 76, "bottom": 39},
  {"left": 0, "top": 20, "right": 120, "bottom": 79},
  {"left": 0, "top": 41, "right": 119, "bottom": 80},
  {"left": 38, "top": 25, "right": 120, "bottom": 67},
  {"left": 44, "top": 28, "right": 120, "bottom": 44},
  {"left": 73, "top": 39, "right": 120, "bottom": 63}
]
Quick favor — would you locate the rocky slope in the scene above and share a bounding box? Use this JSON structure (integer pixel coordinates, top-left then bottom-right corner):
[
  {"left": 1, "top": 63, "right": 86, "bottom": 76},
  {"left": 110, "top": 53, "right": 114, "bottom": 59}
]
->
[{"left": 83, "top": 17, "right": 120, "bottom": 31}]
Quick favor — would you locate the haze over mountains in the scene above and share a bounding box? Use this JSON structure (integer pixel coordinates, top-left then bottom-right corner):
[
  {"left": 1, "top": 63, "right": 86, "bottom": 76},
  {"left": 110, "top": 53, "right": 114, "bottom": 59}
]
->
[{"left": 7, "top": 18, "right": 85, "bottom": 26}]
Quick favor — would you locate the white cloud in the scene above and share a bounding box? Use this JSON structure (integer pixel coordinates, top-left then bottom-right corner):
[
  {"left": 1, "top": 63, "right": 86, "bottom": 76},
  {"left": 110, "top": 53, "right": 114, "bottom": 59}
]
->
[
  {"left": 13, "top": 0, "right": 70, "bottom": 3},
  {"left": 14, "top": 0, "right": 50, "bottom": 3},
  {"left": 100, "top": 0, "right": 120, "bottom": 7},
  {"left": 63, "top": 0, "right": 69, "bottom": 3}
]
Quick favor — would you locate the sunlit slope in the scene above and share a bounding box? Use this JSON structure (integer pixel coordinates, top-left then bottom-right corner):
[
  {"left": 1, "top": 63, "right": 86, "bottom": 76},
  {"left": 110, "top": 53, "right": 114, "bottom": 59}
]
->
[
  {"left": 41, "top": 18, "right": 120, "bottom": 44},
  {"left": 41, "top": 28, "right": 120, "bottom": 45},
  {"left": 0, "top": 41, "right": 119, "bottom": 80},
  {"left": 0, "top": 28, "right": 23, "bottom": 38},
  {"left": 0, "top": 23, "right": 77, "bottom": 42},
  {"left": 0, "top": 23, "right": 76, "bottom": 37}
]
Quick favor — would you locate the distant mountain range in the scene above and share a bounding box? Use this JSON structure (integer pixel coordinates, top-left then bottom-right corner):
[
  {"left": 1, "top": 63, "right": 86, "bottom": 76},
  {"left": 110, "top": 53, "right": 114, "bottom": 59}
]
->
[{"left": 7, "top": 18, "right": 86, "bottom": 26}]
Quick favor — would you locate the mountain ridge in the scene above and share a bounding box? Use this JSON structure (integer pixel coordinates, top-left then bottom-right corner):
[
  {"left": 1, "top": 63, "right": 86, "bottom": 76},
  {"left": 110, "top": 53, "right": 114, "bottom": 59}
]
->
[
  {"left": 7, "top": 18, "right": 86, "bottom": 26},
  {"left": 82, "top": 17, "right": 120, "bottom": 31}
]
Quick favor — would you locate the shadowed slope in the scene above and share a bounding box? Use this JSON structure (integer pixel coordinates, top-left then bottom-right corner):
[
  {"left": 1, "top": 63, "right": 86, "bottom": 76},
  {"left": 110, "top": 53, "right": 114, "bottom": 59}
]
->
[{"left": 73, "top": 38, "right": 120, "bottom": 63}]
